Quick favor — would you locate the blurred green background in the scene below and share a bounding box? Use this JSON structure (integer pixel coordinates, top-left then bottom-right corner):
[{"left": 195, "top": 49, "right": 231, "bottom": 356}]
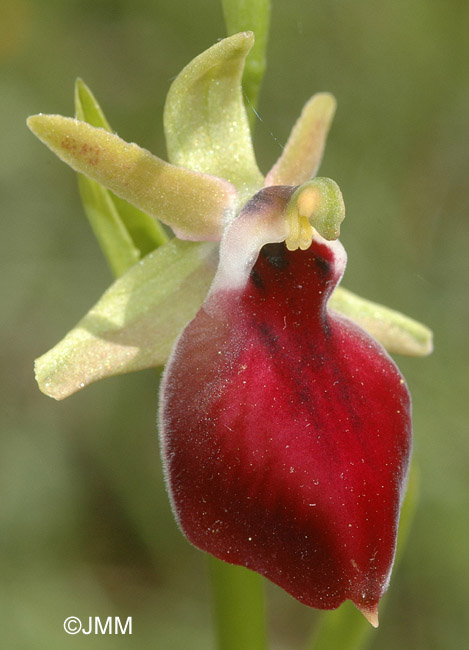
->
[{"left": 1, "top": 0, "right": 468, "bottom": 648}]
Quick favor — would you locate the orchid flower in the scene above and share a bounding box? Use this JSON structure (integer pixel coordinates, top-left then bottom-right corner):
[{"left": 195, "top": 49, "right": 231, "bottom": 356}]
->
[{"left": 28, "top": 32, "right": 432, "bottom": 626}]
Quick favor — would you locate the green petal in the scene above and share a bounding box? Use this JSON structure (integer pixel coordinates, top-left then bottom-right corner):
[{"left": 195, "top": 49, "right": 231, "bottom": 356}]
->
[
  {"left": 27, "top": 115, "right": 237, "bottom": 241},
  {"left": 164, "top": 32, "right": 264, "bottom": 204},
  {"left": 329, "top": 287, "right": 433, "bottom": 357},
  {"left": 265, "top": 93, "right": 336, "bottom": 187},
  {"left": 75, "top": 79, "right": 168, "bottom": 256},
  {"left": 35, "top": 239, "right": 217, "bottom": 400}
]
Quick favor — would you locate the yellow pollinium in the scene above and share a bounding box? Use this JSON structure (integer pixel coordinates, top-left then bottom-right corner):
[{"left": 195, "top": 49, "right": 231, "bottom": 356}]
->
[
  {"left": 284, "top": 178, "right": 346, "bottom": 251},
  {"left": 285, "top": 185, "right": 320, "bottom": 251}
]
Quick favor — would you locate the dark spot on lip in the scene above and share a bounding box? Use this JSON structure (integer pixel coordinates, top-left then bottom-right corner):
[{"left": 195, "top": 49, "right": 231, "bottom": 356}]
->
[
  {"left": 314, "top": 255, "right": 331, "bottom": 275},
  {"left": 250, "top": 269, "right": 264, "bottom": 289},
  {"left": 255, "top": 322, "right": 281, "bottom": 358},
  {"left": 261, "top": 242, "right": 290, "bottom": 270}
]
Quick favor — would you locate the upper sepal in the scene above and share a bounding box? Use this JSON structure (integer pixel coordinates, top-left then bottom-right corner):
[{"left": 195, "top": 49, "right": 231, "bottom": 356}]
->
[{"left": 164, "top": 32, "right": 264, "bottom": 204}]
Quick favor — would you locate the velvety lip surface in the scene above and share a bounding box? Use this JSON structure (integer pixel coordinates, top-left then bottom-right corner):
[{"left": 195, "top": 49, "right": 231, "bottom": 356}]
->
[{"left": 160, "top": 238, "right": 412, "bottom": 616}]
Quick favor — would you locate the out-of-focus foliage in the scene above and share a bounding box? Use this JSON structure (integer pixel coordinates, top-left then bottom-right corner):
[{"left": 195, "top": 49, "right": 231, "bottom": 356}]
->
[{"left": 1, "top": 0, "right": 468, "bottom": 648}]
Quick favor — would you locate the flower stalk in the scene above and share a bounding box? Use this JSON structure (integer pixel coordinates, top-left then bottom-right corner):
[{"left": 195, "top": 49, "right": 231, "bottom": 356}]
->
[
  {"left": 221, "top": 0, "right": 271, "bottom": 123},
  {"left": 209, "top": 557, "right": 267, "bottom": 650}
]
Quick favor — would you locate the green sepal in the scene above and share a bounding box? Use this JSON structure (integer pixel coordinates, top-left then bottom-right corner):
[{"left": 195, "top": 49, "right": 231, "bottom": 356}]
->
[
  {"left": 27, "top": 114, "right": 237, "bottom": 241},
  {"left": 77, "top": 173, "right": 141, "bottom": 277},
  {"left": 74, "top": 77, "right": 112, "bottom": 130},
  {"left": 109, "top": 195, "right": 168, "bottom": 256},
  {"left": 75, "top": 79, "right": 168, "bottom": 258},
  {"left": 73, "top": 79, "right": 140, "bottom": 277},
  {"left": 75, "top": 78, "right": 141, "bottom": 276},
  {"left": 35, "top": 239, "right": 218, "bottom": 400},
  {"left": 265, "top": 93, "right": 336, "bottom": 187},
  {"left": 329, "top": 287, "right": 433, "bottom": 357},
  {"left": 221, "top": 0, "right": 271, "bottom": 122},
  {"left": 164, "top": 32, "right": 264, "bottom": 204}
]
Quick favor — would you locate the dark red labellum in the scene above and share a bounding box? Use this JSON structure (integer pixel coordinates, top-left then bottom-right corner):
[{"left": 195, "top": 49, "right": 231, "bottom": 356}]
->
[{"left": 160, "top": 234, "right": 411, "bottom": 621}]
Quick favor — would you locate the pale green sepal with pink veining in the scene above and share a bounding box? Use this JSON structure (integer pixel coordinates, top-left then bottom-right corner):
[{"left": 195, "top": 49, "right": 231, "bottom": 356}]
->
[
  {"left": 27, "top": 115, "right": 237, "bottom": 241},
  {"left": 35, "top": 239, "right": 217, "bottom": 400}
]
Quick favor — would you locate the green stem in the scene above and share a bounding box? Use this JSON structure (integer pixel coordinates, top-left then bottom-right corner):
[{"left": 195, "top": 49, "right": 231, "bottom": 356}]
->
[
  {"left": 209, "top": 556, "right": 267, "bottom": 650},
  {"left": 307, "top": 602, "right": 373, "bottom": 650},
  {"left": 221, "top": 0, "right": 271, "bottom": 126}
]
